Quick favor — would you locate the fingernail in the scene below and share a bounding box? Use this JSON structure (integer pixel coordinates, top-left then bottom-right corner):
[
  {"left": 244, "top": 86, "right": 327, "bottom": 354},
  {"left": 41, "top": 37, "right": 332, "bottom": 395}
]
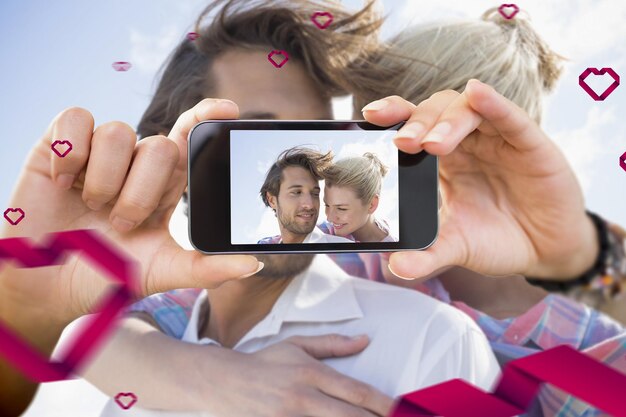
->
[
  {"left": 85, "top": 199, "right": 104, "bottom": 211},
  {"left": 395, "top": 122, "right": 426, "bottom": 140},
  {"left": 56, "top": 174, "right": 75, "bottom": 190},
  {"left": 111, "top": 216, "right": 136, "bottom": 232},
  {"left": 421, "top": 121, "right": 452, "bottom": 144},
  {"left": 350, "top": 334, "right": 368, "bottom": 341},
  {"left": 239, "top": 262, "right": 264, "bottom": 279},
  {"left": 361, "top": 100, "right": 388, "bottom": 113},
  {"left": 387, "top": 264, "right": 416, "bottom": 280}
]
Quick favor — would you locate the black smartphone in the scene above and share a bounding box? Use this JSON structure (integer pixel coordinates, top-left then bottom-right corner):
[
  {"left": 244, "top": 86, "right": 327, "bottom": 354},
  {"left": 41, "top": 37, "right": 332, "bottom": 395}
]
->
[{"left": 188, "top": 120, "right": 438, "bottom": 254}]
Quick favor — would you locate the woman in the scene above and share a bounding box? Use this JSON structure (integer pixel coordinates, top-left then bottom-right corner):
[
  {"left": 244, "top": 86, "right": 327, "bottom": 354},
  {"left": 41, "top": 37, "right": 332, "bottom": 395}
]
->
[{"left": 319, "top": 152, "right": 397, "bottom": 243}]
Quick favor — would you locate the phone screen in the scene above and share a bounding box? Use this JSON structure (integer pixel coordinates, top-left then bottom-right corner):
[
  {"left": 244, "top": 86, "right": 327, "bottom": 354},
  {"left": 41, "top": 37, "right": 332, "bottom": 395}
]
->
[{"left": 229, "top": 129, "right": 400, "bottom": 245}]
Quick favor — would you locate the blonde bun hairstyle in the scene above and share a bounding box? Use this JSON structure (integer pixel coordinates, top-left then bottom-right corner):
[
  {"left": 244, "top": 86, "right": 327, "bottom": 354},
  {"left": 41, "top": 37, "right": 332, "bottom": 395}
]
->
[
  {"left": 324, "top": 152, "right": 388, "bottom": 204},
  {"left": 348, "top": 6, "right": 565, "bottom": 123}
]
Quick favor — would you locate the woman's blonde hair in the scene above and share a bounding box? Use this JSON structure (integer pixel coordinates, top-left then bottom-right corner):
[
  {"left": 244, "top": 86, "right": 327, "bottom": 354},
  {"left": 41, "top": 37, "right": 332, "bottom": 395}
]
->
[
  {"left": 324, "top": 153, "right": 388, "bottom": 205},
  {"left": 348, "top": 7, "right": 565, "bottom": 123}
]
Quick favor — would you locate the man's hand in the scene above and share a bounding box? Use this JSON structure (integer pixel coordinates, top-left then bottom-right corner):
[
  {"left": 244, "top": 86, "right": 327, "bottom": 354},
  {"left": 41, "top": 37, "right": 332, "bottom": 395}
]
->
[
  {"left": 1, "top": 99, "right": 262, "bottom": 327},
  {"left": 362, "top": 80, "right": 599, "bottom": 282}
]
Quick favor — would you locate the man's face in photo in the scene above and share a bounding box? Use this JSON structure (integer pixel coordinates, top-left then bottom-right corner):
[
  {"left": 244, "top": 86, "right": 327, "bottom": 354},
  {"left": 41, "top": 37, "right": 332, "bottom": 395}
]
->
[{"left": 269, "top": 165, "right": 321, "bottom": 237}]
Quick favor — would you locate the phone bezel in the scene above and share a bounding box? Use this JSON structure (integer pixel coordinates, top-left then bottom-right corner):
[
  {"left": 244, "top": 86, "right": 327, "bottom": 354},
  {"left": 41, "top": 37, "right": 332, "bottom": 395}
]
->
[{"left": 188, "top": 120, "right": 438, "bottom": 254}]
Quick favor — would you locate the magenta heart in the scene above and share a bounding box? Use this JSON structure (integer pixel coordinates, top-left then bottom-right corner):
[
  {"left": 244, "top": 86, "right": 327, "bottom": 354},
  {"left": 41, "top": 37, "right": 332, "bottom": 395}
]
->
[
  {"left": 311, "top": 11, "right": 334, "bottom": 29},
  {"left": 114, "top": 392, "right": 138, "bottom": 410},
  {"left": 579, "top": 67, "right": 620, "bottom": 101},
  {"left": 267, "top": 50, "right": 289, "bottom": 68},
  {"left": 51, "top": 140, "right": 73, "bottom": 158},
  {"left": 620, "top": 151, "right": 626, "bottom": 173},
  {"left": 3, "top": 208, "right": 25, "bottom": 226},
  {"left": 0, "top": 229, "right": 137, "bottom": 382},
  {"left": 112, "top": 61, "right": 132, "bottom": 72},
  {"left": 187, "top": 32, "right": 199, "bottom": 41},
  {"left": 498, "top": 3, "right": 519, "bottom": 19}
]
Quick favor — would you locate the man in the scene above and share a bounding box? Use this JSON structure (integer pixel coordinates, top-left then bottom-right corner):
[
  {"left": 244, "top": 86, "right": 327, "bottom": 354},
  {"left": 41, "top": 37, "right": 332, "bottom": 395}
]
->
[{"left": 257, "top": 147, "right": 353, "bottom": 244}]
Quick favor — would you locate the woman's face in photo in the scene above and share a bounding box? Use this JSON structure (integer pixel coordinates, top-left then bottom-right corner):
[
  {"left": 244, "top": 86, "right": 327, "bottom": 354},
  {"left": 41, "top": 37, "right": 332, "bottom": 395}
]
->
[{"left": 324, "top": 185, "right": 373, "bottom": 237}]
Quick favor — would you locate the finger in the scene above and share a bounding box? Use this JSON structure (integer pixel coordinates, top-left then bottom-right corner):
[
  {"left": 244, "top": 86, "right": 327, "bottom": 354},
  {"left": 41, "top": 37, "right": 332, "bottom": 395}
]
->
[
  {"left": 413, "top": 89, "right": 484, "bottom": 156},
  {"left": 360, "top": 95, "right": 415, "bottom": 127},
  {"left": 393, "top": 90, "right": 460, "bottom": 154},
  {"left": 303, "top": 389, "right": 383, "bottom": 417},
  {"left": 286, "top": 334, "right": 370, "bottom": 358},
  {"left": 158, "top": 99, "right": 240, "bottom": 213},
  {"left": 143, "top": 246, "right": 263, "bottom": 296},
  {"left": 388, "top": 232, "right": 464, "bottom": 280},
  {"left": 464, "top": 79, "right": 545, "bottom": 152},
  {"left": 314, "top": 370, "right": 394, "bottom": 417},
  {"left": 49, "top": 107, "right": 94, "bottom": 190},
  {"left": 82, "top": 122, "right": 137, "bottom": 211},
  {"left": 108, "top": 135, "right": 178, "bottom": 232}
]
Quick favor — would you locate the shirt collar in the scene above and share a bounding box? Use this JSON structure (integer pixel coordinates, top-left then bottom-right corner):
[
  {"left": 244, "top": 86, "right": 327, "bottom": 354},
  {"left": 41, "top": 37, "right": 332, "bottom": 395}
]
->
[{"left": 183, "top": 255, "right": 364, "bottom": 346}]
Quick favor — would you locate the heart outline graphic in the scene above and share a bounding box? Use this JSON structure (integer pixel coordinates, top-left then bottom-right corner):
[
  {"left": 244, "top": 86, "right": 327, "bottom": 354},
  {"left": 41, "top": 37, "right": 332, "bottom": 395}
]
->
[
  {"left": 267, "top": 50, "right": 289, "bottom": 68},
  {"left": 51, "top": 140, "right": 73, "bottom": 158},
  {"left": 311, "top": 11, "right": 334, "bottom": 29},
  {"left": 579, "top": 67, "right": 620, "bottom": 101},
  {"left": 3, "top": 208, "right": 25, "bottom": 226},
  {"left": 114, "top": 392, "right": 138, "bottom": 410},
  {"left": 187, "top": 32, "right": 199, "bottom": 41},
  {"left": 112, "top": 61, "right": 132, "bottom": 72},
  {"left": 498, "top": 4, "right": 519, "bottom": 19},
  {"left": 620, "top": 151, "right": 626, "bottom": 173},
  {"left": 0, "top": 229, "right": 137, "bottom": 382}
]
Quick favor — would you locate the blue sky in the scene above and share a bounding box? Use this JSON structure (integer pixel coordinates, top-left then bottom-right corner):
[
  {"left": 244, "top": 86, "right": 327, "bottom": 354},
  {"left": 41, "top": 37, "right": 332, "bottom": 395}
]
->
[{"left": 1, "top": 0, "right": 625, "bottom": 415}]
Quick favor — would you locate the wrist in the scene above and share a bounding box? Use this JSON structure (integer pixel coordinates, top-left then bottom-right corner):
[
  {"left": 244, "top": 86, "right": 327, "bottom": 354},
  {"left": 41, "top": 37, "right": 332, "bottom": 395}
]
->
[{"left": 528, "top": 211, "right": 600, "bottom": 282}]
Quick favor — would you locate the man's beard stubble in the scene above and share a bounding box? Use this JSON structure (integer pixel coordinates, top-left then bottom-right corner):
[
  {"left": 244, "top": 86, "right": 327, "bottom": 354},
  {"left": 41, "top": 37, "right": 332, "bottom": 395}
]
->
[
  {"left": 276, "top": 204, "right": 317, "bottom": 236},
  {"left": 255, "top": 253, "right": 316, "bottom": 279}
]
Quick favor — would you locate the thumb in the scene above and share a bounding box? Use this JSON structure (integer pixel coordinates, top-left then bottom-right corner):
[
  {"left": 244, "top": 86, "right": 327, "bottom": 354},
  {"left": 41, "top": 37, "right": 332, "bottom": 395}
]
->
[
  {"left": 388, "top": 232, "right": 462, "bottom": 280},
  {"left": 286, "top": 334, "right": 370, "bottom": 359},
  {"left": 143, "top": 245, "right": 263, "bottom": 296}
]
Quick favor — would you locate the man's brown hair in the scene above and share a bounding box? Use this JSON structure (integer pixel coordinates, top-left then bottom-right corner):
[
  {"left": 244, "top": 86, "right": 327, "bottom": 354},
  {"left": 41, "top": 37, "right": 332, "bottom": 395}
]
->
[
  {"left": 137, "top": 0, "right": 382, "bottom": 139},
  {"left": 260, "top": 146, "right": 333, "bottom": 208}
]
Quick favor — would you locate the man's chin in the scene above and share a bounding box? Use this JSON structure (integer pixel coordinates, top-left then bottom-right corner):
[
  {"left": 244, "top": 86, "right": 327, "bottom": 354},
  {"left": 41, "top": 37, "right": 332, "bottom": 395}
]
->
[{"left": 255, "top": 254, "right": 315, "bottom": 279}]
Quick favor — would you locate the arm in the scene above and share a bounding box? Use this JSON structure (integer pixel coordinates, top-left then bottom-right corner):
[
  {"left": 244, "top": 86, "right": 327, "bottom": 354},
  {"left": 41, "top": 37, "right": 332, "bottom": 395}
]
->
[{"left": 82, "top": 317, "right": 395, "bottom": 417}]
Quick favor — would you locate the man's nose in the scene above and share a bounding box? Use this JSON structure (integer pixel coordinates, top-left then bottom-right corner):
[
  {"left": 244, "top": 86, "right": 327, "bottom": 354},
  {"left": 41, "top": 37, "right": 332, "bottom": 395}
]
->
[{"left": 300, "top": 195, "right": 314, "bottom": 209}]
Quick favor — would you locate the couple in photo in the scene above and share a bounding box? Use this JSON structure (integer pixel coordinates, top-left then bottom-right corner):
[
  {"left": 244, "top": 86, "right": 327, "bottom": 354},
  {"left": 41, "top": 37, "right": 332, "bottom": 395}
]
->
[{"left": 257, "top": 146, "right": 397, "bottom": 245}]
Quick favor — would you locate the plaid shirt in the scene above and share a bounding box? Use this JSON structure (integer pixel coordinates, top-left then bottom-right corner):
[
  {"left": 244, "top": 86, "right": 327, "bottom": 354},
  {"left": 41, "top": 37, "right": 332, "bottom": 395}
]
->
[{"left": 128, "top": 256, "right": 625, "bottom": 417}]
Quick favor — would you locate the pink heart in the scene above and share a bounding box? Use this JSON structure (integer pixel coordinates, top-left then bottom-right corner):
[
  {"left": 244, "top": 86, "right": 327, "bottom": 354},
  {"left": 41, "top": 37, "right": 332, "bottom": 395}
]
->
[
  {"left": 0, "top": 230, "right": 137, "bottom": 382},
  {"left": 112, "top": 61, "right": 132, "bottom": 72},
  {"left": 498, "top": 4, "right": 519, "bottom": 19},
  {"left": 3, "top": 208, "right": 25, "bottom": 226},
  {"left": 187, "top": 32, "right": 199, "bottom": 41},
  {"left": 51, "top": 140, "right": 73, "bottom": 158},
  {"left": 579, "top": 67, "right": 620, "bottom": 101},
  {"left": 267, "top": 50, "right": 289, "bottom": 68},
  {"left": 311, "top": 11, "right": 334, "bottom": 29},
  {"left": 620, "top": 151, "right": 626, "bottom": 173},
  {"left": 114, "top": 392, "right": 138, "bottom": 410}
]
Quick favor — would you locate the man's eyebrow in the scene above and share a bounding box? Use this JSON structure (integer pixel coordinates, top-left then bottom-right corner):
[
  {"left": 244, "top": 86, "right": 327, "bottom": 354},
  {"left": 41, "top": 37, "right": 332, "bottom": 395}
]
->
[
  {"left": 287, "top": 185, "right": 321, "bottom": 190},
  {"left": 240, "top": 111, "right": 278, "bottom": 119}
]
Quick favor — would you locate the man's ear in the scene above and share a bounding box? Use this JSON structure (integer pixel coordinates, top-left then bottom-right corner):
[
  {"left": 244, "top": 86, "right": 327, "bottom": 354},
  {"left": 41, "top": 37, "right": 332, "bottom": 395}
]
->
[
  {"left": 267, "top": 192, "right": 278, "bottom": 210},
  {"left": 368, "top": 195, "right": 379, "bottom": 214}
]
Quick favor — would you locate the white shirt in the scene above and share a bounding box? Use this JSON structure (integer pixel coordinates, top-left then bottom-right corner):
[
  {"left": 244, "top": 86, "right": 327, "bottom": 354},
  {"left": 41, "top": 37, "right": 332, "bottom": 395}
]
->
[
  {"left": 303, "top": 226, "right": 354, "bottom": 243},
  {"left": 101, "top": 255, "right": 500, "bottom": 417}
]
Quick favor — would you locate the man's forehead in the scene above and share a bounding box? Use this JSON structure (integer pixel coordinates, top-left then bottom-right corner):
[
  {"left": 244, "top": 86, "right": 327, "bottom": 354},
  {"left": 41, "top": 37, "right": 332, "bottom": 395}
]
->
[{"left": 281, "top": 166, "right": 319, "bottom": 184}]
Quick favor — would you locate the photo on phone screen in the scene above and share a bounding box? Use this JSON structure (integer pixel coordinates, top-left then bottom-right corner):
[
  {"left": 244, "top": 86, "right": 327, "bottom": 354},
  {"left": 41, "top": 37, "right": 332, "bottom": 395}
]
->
[
  {"left": 188, "top": 120, "right": 438, "bottom": 254},
  {"left": 230, "top": 129, "right": 399, "bottom": 245}
]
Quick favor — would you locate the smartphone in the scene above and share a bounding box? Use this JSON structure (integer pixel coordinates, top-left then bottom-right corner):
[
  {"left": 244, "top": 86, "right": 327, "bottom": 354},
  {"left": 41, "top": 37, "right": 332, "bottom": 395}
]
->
[{"left": 188, "top": 120, "right": 438, "bottom": 254}]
